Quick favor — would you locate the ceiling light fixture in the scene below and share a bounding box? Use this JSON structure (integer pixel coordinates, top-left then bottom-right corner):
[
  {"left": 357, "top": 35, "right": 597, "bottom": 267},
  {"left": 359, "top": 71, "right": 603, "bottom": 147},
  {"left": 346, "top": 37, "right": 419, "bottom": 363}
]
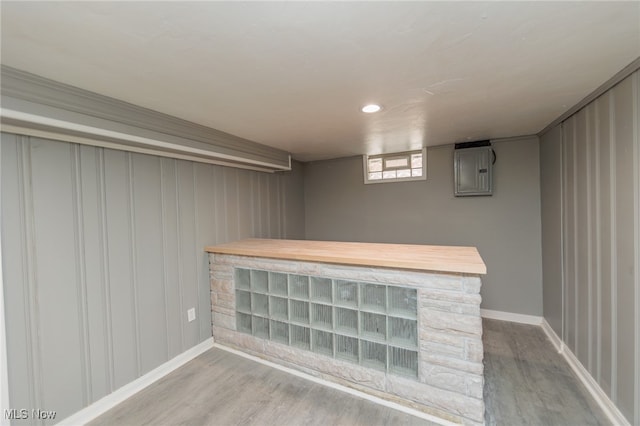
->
[{"left": 361, "top": 104, "right": 382, "bottom": 113}]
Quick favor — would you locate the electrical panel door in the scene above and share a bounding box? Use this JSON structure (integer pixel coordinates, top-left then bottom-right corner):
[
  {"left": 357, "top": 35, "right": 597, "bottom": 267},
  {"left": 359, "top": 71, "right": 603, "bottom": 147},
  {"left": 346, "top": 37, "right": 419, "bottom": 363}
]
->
[{"left": 454, "top": 146, "right": 493, "bottom": 196}]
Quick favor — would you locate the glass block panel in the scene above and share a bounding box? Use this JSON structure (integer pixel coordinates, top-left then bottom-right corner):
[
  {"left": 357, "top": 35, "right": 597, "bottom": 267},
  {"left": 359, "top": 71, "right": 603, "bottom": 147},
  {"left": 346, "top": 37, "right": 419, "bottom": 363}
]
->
[
  {"left": 290, "top": 325, "right": 310, "bottom": 350},
  {"left": 382, "top": 170, "right": 396, "bottom": 179},
  {"left": 311, "top": 304, "right": 332, "bottom": 329},
  {"left": 236, "top": 312, "right": 252, "bottom": 334},
  {"left": 335, "top": 335, "right": 358, "bottom": 363},
  {"left": 389, "top": 347, "right": 418, "bottom": 378},
  {"left": 235, "top": 268, "right": 250, "bottom": 290},
  {"left": 289, "top": 274, "right": 309, "bottom": 299},
  {"left": 251, "top": 293, "right": 269, "bottom": 316},
  {"left": 335, "top": 307, "right": 358, "bottom": 335},
  {"left": 312, "top": 329, "right": 333, "bottom": 356},
  {"left": 269, "top": 272, "right": 288, "bottom": 296},
  {"left": 361, "top": 283, "right": 386, "bottom": 312},
  {"left": 290, "top": 300, "right": 309, "bottom": 324},
  {"left": 389, "top": 317, "right": 418, "bottom": 348},
  {"left": 388, "top": 287, "right": 417, "bottom": 318},
  {"left": 368, "top": 172, "right": 382, "bottom": 181},
  {"left": 384, "top": 156, "right": 408, "bottom": 168},
  {"left": 269, "top": 296, "right": 288, "bottom": 321},
  {"left": 252, "top": 316, "right": 269, "bottom": 339},
  {"left": 235, "top": 290, "right": 251, "bottom": 313},
  {"left": 251, "top": 270, "right": 268, "bottom": 293},
  {"left": 361, "top": 312, "right": 386, "bottom": 341},
  {"left": 411, "top": 168, "right": 423, "bottom": 177},
  {"left": 310, "top": 277, "right": 332, "bottom": 303},
  {"left": 361, "top": 340, "right": 386, "bottom": 371},
  {"left": 270, "top": 320, "right": 289, "bottom": 344},
  {"left": 335, "top": 280, "right": 358, "bottom": 307}
]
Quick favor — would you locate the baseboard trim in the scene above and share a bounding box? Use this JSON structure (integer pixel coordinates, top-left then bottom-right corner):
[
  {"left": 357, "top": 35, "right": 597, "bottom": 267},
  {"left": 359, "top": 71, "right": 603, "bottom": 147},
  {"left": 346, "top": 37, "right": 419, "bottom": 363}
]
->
[
  {"left": 57, "top": 337, "right": 214, "bottom": 426},
  {"left": 540, "top": 319, "right": 630, "bottom": 426},
  {"left": 540, "top": 318, "right": 565, "bottom": 354},
  {"left": 212, "top": 343, "right": 458, "bottom": 426},
  {"left": 480, "top": 309, "right": 543, "bottom": 325}
]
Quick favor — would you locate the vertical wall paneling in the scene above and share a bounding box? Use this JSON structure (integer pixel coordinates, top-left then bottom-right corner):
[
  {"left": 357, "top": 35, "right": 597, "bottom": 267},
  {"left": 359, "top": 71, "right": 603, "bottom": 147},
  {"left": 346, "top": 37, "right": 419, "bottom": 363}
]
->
[
  {"left": 1, "top": 131, "right": 302, "bottom": 422},
  {"left": 548, "top": 70, "right": 639, "bottom": 424},
  {"left": 596, "top": 92, "right": 613, "bottom": 395},
  {"left": 30, "top": 138, "right": 85, "bottom": 421},
  {"left": 634, "top": 71, "right": 640, "bottom": 426},
  {"left": 613, "top": 76, "right": 635, "bottom": 421},
  {"left": 237, "top": 170, "right": 252, "bottom": 240},
  {"left": 71, "top": 145, "right": 91, "bottom": 406}
]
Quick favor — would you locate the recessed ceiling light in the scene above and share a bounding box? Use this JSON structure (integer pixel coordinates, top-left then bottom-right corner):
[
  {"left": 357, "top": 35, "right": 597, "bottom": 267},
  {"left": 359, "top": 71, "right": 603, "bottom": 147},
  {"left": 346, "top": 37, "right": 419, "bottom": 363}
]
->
[{"left": 361, "top": 104, "right": 382, "bottom": 113}]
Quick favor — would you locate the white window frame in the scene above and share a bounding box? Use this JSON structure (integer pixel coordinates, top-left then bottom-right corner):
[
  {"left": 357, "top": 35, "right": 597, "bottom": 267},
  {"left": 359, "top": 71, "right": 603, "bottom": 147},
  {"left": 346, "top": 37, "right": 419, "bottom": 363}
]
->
[{"left": 363, "top": 148, "right": 427, "bottom": 184}]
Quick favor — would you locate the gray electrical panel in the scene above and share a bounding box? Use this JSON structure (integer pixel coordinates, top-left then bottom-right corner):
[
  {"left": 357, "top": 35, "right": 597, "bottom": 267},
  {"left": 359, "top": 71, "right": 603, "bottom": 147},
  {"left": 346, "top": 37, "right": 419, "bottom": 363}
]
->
[{"left": 454, "top": 144, "right": 493, "bottom": 196}]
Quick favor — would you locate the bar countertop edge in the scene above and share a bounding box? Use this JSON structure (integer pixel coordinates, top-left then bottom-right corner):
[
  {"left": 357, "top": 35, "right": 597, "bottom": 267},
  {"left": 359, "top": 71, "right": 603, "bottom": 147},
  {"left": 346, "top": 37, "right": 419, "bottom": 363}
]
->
[{"left": 205, "top": 238, "right": 486, "bottom": 275}]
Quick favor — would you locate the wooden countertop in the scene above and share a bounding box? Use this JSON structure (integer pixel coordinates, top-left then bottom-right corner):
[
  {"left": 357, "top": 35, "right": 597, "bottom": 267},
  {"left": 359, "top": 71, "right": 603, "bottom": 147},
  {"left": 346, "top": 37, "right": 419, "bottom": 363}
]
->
[{"left": 205, "top": 239, "right": 486, "bottom": 275}]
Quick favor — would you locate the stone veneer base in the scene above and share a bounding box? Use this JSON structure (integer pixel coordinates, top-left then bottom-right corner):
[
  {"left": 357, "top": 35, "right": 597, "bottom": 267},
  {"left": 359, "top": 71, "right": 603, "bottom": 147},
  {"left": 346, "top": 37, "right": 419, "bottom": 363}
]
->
[{"left": 209, "top": 253, "right": 485, "bottom": 426}]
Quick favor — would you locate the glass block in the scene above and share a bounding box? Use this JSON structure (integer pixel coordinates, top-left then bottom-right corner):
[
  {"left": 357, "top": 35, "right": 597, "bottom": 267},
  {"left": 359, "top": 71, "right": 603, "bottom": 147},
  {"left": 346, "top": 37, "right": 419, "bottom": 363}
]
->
[
  {"left": 311, "top": 303, "right": 332, "bottom": 329},
  {"left": 389, "top": 317, "right": 418, "bottom": 348},
  {"left": 251, "top": 293, "right": 269, "bottom": 316},
  {"left": 389, "top": 347, "right": 418, "bottom": 378},
  {"left": 361, "top": 312, "right": 386, "bottom": 341},
  {"left": 252, "top": 316, "right": 269, "bottom": 339},
  {"left": 251, "top": 270, "right": 268, "bottom": 293},
  {"left": 312, "top": 329, "right": 333, "bottom": 356},
  {"left": 335, "top": 307, "right": 358, "bottom": 335},
  {"left": 310, "top": 277, "right": 332, "bottom": 303},
  {"left": 269, "top": 296, "right": 288, "bottom": 321},
  {"left": 361, "top": 283, "right": 386, "bottom": 312},
  {"left": 388, "top": 287, "right": 417, "bottom": 318},
  {"left": 235, "top": 268, "right": 250, "bottom": 290},
  {"left": 270, "top": 320, "right": 289, "bottom": 345},
  {"left": 290, "top": 325, "right": 310, "bottom": 350},
  {"left": 289, "top": 274, "right": 309, "bottom": 299},
  {"left": 335, "top": 280, "right": 358, "bottom": 307},
  {"left": 235, "top": 290, "right": 251, "bottom": 313},
  {"left": 269, "top": 272, "right": 288, "bottom": 296},
  {"left": 236, "top": 312, "right": 252, "bottom": 334},
  {"left": 361, "top": 340, "right": 386, "bottom": 371},
  {"left": 290, "top": 300, "right": 309, "bottom": 324},
  {"left": 335, "top": 335, "right": 358, "bottom": 363}
]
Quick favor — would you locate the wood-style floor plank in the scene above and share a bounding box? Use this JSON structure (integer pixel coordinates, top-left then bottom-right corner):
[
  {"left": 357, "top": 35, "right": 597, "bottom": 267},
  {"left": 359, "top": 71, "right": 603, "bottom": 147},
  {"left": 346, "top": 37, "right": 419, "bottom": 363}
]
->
[{"left": 90, "top": 319, "right": 610, "bottom": 426}]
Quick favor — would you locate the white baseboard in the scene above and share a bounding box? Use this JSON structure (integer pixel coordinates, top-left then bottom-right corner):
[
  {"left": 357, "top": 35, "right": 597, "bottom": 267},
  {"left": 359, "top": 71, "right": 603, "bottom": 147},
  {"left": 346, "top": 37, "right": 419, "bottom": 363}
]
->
[
  {"left": 213, "top": 343, "right": 458, "bottom": 426},
  {"left": 540, "top": 319, "right": 630, "bottom": 426},
  {"left": 57, "top": 337, "right": 214, "bottom": 426},
  {"left": 540, "top": 318, "right": 564, "bottom": 354},
  {"left": 480, "top": 308, "right": 543, "bottom": 325}
]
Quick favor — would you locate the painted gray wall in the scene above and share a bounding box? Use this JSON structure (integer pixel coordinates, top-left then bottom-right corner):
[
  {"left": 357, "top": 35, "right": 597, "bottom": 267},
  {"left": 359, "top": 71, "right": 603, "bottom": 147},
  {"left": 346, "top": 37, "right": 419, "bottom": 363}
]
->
[
  {"left": 304, "top": 137, "right": 543, "bottom": 316},
  {"left": 0, "top": 132, "right": 304, "bottom": 424},
  {"left": 540, "top": 125, "right": 564, "bottom": 337},
  {"left": 540, "top": 70, "right": 639, "bottom": 425}
]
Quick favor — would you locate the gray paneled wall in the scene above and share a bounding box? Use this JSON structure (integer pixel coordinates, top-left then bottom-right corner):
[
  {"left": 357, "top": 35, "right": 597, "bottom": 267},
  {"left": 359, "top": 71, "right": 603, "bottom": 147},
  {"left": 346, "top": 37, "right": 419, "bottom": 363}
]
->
[
  {"left": 0, "top": 132, "right": 304, "bottom": 424},
  {"left": 303, "top": 137, "right": 543, "bottom": 316},
  {"left": 540, "top": 70, "right": 639, "bottom": 424}
]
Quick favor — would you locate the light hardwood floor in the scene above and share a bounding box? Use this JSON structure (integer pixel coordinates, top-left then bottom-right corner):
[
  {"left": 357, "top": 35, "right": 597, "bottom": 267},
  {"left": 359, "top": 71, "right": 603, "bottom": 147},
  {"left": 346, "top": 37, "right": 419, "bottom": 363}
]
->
[{"left": 90, "top": 319, "right": 610, "bottom": 426}]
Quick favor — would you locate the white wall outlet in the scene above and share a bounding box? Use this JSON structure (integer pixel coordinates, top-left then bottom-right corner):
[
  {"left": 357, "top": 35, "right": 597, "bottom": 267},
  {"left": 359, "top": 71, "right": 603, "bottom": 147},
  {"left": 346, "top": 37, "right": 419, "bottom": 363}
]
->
[{"left": 187, "top": 308, "right": 196, "bottom": 322}]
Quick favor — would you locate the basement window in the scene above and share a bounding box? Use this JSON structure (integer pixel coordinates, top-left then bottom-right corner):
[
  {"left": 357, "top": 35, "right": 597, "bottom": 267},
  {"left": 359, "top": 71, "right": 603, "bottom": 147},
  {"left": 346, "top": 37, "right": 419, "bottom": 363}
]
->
[{"left": 363, "top": 148, "right": 426, "bottom": 184}]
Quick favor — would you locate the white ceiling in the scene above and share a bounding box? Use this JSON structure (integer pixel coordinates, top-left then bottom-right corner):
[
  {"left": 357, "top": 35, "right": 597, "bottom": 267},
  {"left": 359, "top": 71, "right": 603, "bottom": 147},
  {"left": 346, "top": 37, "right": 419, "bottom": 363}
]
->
[{"left": 1, "top": 2, "right": 639, "bottom": 162}]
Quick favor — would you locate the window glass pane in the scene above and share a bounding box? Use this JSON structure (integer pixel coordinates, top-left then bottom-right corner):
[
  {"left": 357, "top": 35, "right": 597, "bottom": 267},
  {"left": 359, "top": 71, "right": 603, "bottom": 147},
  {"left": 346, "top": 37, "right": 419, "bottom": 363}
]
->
[
  {"left": 411, "top": 154, "right": 422, "bottom": 168},
  {"left": 411, "top": 168, "right": 422, "bottom": 177},
  {"left": 385, "top": 157, "right": 409, "bottom": 169},
  {"left": 383, "top": 170, "right": 396, "bottom": 179},
  {"left": 397, "top": 169, "right": 411, "bottom": 178},
  {"left": 368, "top": 158, "right": 382, "bottom": 172},
  {"left": 368, "top": 172, "right": 382, "bottom": 180}
]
